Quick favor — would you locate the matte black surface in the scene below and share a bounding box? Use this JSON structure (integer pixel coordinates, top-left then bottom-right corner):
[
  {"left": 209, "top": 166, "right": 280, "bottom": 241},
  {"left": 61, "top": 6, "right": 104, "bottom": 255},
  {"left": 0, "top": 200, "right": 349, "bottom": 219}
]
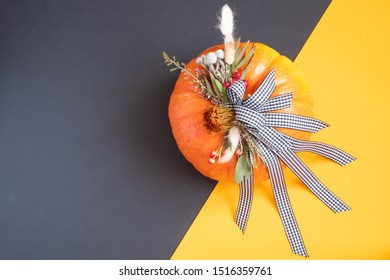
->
[{"left": 0, "top": 0, "right": 330, "bottom": 259}]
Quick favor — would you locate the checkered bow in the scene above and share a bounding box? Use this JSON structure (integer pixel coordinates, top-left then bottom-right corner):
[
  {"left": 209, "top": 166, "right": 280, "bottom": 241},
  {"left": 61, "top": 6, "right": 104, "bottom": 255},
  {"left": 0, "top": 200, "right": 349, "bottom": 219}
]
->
[{"left": 227, "top": 69, "right": 355, "bottom": 257}]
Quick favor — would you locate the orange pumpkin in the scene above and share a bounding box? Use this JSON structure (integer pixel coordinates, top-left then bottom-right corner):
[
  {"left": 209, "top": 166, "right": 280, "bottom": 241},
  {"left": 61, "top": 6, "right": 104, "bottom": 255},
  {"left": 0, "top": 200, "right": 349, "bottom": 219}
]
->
[{"left": 168, "top": 42, "right": 313, "bottom": 184}]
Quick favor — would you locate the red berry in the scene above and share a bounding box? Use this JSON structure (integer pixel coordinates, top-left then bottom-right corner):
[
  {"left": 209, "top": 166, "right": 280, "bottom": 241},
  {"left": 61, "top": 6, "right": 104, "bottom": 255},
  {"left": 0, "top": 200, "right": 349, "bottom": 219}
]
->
[
  {"left": 235, "top": 148, "right": 242, "bottom": 156},
  {"left": 210, "top": 151, "right": 218, "bottom": 158},
  {"left": 208, "top": 158, "right": 216, "bottom": 164},
  {"left": 233, "top": 71, "right": 241, "bottom": 80},
  {"left": 243, "top": 80, "right": 249, "bottom": 87},
  {"left": 231, "top": 78, "right": 237, "bottom": 83},
  {"left": 223, "top": 82, "right": 231, "bottom": 88}
]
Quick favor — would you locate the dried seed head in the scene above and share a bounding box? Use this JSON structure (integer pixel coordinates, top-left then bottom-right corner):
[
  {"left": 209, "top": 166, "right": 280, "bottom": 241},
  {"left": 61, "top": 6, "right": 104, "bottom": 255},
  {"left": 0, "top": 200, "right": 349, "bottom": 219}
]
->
[
  {"left": 203, "top": 106, "right": 235, "bottom": 134},
  {"left": 224, "top": 41, "right": 235, "bottom": 65}
]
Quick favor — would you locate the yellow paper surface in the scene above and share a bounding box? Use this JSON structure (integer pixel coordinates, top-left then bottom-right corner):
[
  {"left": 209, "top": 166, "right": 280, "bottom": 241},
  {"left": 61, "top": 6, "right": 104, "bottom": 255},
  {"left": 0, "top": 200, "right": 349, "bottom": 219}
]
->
[{"left": 171, "top": 0, "right": 390, "bottom": 259}]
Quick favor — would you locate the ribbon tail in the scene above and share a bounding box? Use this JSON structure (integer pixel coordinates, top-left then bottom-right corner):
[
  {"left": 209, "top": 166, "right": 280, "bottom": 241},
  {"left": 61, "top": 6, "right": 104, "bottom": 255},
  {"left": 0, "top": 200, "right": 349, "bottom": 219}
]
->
[
  {"left": 286, "top": 135, "right": 356, "bottom": 166},
  {"left": 235, "top": 168, "right": 253, "bottom": 233},
  {"left": 264, "top": 113, "right": 329, "bottom": 132},
  {"left": 278, "top": 149, "right": 351, "bottom": 213},
  {"left": 262, "top": 146, "right": 308, "bottom": 257}
]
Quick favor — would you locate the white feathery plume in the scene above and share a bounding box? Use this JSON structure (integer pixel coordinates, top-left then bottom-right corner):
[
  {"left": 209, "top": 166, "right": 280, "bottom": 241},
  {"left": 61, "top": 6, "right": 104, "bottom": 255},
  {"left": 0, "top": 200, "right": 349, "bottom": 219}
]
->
[
  {"left": 219, "top": 4, "right": 234, "bottom": 44},
  {"left": 218, "top": 126, "right": 241, "bottom": 163},
  {"left": 218, "top": 4, "right": 235, "bottom": 65}
]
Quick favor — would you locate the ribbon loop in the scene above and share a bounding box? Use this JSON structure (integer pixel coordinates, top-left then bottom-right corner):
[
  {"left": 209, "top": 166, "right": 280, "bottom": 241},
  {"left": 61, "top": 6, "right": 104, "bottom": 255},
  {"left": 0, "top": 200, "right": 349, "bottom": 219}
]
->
[
  {"left": 234, "top": 105, "right": 266, "bottom": 131},
  {"left": 227, "top": 80, "right": 246, "bottom": 105},
  {"left": 258, "top": 93, "right": 293, "bottom": 112},
  {"left": 243, "top": 68, "right": 276, "bottom": 110}
]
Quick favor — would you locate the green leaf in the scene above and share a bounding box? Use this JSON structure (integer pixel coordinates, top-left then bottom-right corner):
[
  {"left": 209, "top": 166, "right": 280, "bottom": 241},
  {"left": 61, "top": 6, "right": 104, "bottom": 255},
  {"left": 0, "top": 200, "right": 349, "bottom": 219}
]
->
[
  {"left": 232, "top": 37, "right": 242, "bottom": 70},
  {"left": 213, "top": 79, "right": 223, "bottom": 94},
  {"left": 233, "top": 51, "right": 239, "bottom": 66},
  {"left": 240, "top": 61, "right": 251, "bottom": 79},
  {"left": 204, "top": 77, "right": 216, "bottom": 97},
  {"left": 234, "top": 153, "right": 251, "bottom": 184},
  {"left": 232, "top": 56, "right": 238, "bottom": 72},
  {"left": 209, "top": 73, "right": 222, "bottom": 96},
  {"left": 235, "top": 45, "right": 255, "bottom": 70},
  {"left": 234, "top": 37, "right": 241, "bottom": 53},
  {"left": 236, "top": 40, "right": 251, "bottom": 65},
  {"left": 222, "top": 90, "right": 229, "bottom": 103}
]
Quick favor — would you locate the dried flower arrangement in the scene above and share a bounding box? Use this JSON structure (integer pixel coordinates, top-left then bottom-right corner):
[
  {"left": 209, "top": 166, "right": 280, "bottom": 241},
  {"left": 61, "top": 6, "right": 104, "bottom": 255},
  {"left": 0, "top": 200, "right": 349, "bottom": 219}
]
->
[{"left": 163, "top": 5, "right": 258, "bottom": 183}]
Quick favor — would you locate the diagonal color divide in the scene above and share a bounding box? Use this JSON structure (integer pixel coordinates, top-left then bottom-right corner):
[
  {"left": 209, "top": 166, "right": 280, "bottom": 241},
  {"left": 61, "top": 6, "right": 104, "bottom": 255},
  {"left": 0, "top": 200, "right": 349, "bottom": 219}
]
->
[
  {"left": 171, "top": 0, "right": 390, "bottom": 259},
  {"left": 0, "top": 0, "right": 332, "bottom": 260}
]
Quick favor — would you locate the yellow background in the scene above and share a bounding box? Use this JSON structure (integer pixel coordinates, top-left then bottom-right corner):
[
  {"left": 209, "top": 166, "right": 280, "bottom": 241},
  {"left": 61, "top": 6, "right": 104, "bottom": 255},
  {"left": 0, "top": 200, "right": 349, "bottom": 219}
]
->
[{"left": 171, "top": 0, "right": 390, "bottom": 259}]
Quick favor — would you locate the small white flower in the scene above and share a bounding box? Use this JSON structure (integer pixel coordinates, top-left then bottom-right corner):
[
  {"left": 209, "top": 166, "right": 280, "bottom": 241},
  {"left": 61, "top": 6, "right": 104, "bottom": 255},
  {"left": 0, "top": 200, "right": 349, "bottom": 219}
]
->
[
  {"left": 195, "top": 57, "right": 203, "bottom": 64},
  {"left": 205, "top": 52, "right": 217, "bottom": 64},
  {"left": 215, "top": 49, "right": 225, "bottom": 59}
]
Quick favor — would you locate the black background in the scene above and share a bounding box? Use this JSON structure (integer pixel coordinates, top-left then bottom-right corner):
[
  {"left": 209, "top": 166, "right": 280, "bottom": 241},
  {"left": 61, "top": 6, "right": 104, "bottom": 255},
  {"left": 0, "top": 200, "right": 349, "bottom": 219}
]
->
[{"left": 0, "top": 0, "right": 330, "bottom": 259}]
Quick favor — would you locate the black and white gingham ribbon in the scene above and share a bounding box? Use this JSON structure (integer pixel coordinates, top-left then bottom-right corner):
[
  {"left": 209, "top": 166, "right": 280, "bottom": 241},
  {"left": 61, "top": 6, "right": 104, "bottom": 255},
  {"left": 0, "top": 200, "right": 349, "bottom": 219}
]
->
[
  {"left": 235, "top": 165, "right": 253, "bottom": 233},
  {"left": 229, "top": 69, "right": 355, "bottom": 257}
]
